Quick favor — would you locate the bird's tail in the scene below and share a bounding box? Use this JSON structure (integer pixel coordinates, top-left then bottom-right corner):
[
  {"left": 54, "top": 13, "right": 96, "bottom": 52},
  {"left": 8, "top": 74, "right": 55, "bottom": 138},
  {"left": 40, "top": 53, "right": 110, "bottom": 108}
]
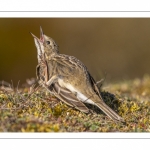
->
[{"left": 95, "top": 101, "right": 124, "bottom": 122}]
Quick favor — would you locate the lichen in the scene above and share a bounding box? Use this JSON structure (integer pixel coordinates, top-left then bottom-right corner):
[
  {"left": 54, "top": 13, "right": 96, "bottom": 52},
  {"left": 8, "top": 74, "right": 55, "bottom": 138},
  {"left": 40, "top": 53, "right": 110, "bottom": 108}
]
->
[{"left": 0, "top": 75, "right": 150, "bottom": 132}]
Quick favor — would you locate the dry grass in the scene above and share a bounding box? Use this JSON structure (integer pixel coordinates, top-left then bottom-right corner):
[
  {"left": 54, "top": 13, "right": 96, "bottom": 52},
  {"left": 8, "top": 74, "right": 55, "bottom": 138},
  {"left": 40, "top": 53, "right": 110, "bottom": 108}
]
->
[{"left": 0, "top": 75, "right": 150, "bottom": 132}]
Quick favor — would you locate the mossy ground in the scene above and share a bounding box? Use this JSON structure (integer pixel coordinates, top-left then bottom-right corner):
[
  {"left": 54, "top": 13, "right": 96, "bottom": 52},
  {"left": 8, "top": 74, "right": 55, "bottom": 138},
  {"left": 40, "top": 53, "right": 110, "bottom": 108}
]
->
[{"left": 0, "top": 75, "right": 150, "bottom": 132}]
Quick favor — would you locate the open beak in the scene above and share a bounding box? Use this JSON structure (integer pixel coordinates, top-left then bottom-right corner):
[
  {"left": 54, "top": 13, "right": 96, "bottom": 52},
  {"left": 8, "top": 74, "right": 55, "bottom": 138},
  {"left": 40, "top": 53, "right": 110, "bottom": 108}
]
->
[
  {"left": 30, "top": 26, "right": 45, "bottom": 43},
  {"left": 31, "top": 27, "right": 45, "bottom": 63},
  {"left": 40, "top": 26, "right": 45, "bottom": 43},
  {"left": 30, "top": 32, "right": 39, "bottom": 41}
]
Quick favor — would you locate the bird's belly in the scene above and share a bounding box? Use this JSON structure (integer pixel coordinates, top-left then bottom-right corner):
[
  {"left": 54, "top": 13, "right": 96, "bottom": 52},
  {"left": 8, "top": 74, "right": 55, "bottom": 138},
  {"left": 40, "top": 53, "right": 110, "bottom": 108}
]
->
[{"left": 58, "top": 79, "right": 95, "bottom": 105}]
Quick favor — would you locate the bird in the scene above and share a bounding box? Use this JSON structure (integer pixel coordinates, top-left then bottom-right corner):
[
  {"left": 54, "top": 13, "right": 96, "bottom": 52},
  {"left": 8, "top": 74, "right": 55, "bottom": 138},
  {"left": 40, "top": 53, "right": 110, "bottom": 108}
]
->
[{"left": 31, "top": 27, "right": 124, "bottom": 122}]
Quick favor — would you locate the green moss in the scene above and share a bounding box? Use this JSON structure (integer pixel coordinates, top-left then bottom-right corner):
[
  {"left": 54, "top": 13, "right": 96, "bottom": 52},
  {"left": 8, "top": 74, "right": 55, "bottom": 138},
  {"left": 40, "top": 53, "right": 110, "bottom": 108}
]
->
[{"left": 0, "top": 75, "right": 150, "bottom": 132}]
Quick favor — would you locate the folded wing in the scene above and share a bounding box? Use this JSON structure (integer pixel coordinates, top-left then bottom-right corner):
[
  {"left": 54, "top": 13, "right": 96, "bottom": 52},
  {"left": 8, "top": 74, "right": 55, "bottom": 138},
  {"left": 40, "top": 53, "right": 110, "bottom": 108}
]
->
[{"left": 51, "top": 82, "right": 89, "bottom": 113}]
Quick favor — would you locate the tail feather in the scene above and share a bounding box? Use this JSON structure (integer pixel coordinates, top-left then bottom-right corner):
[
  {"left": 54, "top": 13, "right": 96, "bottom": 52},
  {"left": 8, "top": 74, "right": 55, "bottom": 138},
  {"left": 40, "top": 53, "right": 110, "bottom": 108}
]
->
[{"left": 95, "top": 101, "right": 124, "bottom": 122}]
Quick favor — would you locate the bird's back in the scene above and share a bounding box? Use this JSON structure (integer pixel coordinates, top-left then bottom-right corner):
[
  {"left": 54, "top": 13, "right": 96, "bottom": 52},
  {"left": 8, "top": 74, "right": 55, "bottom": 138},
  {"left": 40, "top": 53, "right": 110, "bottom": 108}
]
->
[{"left": 48, "top": 54, "right": 101, "bottom": 101}]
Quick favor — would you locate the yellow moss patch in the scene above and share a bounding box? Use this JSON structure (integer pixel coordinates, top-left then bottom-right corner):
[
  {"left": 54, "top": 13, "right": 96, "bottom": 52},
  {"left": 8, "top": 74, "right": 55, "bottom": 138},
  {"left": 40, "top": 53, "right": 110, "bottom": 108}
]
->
[{"left": 1, "top": 75, "right": 150, "bottom": 132}]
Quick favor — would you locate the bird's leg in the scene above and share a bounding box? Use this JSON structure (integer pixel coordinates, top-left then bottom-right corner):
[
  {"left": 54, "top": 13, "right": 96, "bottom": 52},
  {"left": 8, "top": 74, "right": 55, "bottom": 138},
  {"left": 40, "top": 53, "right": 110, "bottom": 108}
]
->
[
  {"left": 39, "top": 80, "right": 55, "bottom": 95},
  {"left": 46, "top": 75, "right": 59, "bottom": 87},
  {"left": 39, "top": 75, "right": 59, "bottom": 95}
]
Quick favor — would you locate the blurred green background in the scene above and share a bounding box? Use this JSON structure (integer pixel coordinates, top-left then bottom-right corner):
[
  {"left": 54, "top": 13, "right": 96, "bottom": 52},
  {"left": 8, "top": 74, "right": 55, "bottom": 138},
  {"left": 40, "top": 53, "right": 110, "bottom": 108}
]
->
[{"left": 0, "top": 18, "right": 150, "bottom": 86}]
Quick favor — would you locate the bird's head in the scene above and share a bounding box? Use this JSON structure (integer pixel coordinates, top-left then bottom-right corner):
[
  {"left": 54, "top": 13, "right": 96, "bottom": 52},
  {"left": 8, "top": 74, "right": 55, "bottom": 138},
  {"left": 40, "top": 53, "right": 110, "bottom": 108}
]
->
[{"left": 31, "top": 26, "right": 59, "bottom": 62}]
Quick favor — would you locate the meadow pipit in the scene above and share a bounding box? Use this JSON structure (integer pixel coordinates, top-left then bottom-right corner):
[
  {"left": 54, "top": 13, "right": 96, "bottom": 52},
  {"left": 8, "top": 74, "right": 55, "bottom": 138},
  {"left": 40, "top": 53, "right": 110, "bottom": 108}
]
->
[{"left": 31, "top": 27, "right": 124, "bottom": 122}]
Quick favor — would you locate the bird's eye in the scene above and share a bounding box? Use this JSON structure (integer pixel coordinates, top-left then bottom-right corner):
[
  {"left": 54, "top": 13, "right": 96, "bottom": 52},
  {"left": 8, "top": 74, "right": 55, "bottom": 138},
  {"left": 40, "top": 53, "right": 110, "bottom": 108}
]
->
[{"left": 46, "top": 41, "right": 50, "bottom": 45}]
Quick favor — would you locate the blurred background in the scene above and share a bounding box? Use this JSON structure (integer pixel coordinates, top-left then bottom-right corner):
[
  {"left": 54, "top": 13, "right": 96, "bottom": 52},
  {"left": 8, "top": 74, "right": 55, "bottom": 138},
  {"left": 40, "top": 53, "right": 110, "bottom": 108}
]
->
[{"left": 0, "top": 18, "right": 150, "bottom": 86}]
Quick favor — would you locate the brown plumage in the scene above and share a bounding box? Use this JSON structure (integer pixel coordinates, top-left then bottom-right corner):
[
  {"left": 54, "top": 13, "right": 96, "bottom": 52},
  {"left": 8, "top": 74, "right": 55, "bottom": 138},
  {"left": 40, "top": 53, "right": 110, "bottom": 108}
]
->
[{"left": 31, "top": 27, "right": 124, "bottom": 122}]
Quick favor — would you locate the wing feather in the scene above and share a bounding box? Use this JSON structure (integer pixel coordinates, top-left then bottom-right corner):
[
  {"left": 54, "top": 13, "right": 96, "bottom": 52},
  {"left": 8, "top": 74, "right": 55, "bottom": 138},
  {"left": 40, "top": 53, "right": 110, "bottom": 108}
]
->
[{"left": 51, "top": 83, "right": 89, "bottom": 113}]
